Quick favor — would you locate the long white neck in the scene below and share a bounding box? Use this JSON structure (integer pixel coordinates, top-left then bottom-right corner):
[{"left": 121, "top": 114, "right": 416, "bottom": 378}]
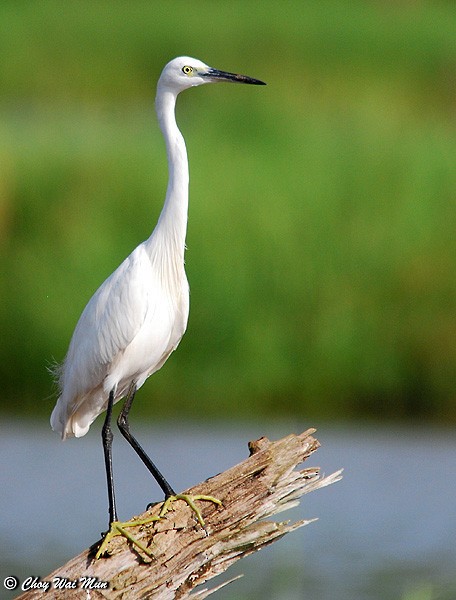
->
[{"left": 146, "top": 87, "right": 189, "bottom": 262}]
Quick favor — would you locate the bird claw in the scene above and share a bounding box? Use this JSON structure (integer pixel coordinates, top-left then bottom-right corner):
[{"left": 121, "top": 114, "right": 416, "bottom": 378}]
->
[
  {"left": 95, "top": 515, "right": 161, "bottom": 560},
  {"left": 159, "top": 493, "right": 222, "bottom": 528},
  {"left": 94, "top": 495, "right": 221, "bottom": 559}
]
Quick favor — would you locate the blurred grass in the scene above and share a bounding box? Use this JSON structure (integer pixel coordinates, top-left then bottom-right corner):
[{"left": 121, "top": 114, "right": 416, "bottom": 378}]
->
[{"left": 1, "top": 1, "right": 456, "bottom": 421}]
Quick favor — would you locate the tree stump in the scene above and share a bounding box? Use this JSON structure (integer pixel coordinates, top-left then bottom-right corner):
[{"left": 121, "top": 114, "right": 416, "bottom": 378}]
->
[{"left": 15, "top": 429, "right": 342, "bottom": 599}]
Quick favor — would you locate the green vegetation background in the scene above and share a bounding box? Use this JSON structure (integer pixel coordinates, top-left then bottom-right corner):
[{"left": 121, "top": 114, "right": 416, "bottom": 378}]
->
[{"left": 1, "top": 1, "right": 455, "bottom": 423}]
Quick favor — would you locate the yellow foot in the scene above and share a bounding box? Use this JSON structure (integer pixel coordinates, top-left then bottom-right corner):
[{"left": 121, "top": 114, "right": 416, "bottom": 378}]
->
[
  {"left": 159, "top": 493, "right": 222, "bottom": 527},
  {"left": 95, "top": 515, "right": 160, "bottom": 559}
]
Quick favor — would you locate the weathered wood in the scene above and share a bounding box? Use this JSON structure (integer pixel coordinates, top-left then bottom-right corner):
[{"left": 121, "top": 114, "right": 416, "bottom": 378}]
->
[{"left": 16, "top": 429, "right": 342, "bottom": 599}]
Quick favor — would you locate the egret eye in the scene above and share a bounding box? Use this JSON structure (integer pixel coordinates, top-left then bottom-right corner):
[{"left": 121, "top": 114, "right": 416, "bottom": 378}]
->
[{"left": 182, "top": 65, "right": 193, "bottom": 76}]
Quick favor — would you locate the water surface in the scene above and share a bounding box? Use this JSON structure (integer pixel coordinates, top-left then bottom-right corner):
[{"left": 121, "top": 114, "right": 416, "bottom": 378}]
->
[{"left": 1, "top": 419, "right": 455, "bottom": 599}]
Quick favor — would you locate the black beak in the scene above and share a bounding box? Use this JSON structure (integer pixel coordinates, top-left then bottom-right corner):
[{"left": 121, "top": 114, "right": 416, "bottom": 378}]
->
[{"left": 202, "top": 68, "right": 266, "bottom": 86}]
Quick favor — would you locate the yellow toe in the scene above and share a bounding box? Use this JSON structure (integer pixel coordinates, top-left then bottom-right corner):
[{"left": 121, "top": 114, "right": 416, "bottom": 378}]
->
[
  {"left": 159, "top": 493, "right": 222, "bottom": 527},
  {"left": 95, "top": 515, "right": 160, "bottom": 559}
]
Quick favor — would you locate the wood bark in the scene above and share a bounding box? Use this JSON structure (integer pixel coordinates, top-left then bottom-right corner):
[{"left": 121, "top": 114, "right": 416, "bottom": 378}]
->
[{"left": 16, "top": 429, "right": 342, "bottom": 599}]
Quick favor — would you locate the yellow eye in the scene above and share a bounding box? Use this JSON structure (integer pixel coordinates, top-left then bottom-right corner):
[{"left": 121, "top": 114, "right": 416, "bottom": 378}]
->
[{"left": 182, "top": 65, "right": 193, "bottom": 76}]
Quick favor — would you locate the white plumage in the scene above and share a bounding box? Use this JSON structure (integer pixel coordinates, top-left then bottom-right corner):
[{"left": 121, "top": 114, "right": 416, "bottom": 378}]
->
[
  {"left": 50, "top": 57, "right": 198, "bottom": 439},
  {"left": 51, "top": 239, "right": 189, "bottom": 438}
]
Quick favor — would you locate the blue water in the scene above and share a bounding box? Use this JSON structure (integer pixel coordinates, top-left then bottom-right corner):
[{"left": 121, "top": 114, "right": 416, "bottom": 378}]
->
[{"left": 1, "top": 419, "right": 456, "bottom": 599}]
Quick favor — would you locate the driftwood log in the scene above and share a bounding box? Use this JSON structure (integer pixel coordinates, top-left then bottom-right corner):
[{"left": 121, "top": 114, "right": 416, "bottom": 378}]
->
[{"left": 16, "top": 429, "right": 342, "bottom": 599}]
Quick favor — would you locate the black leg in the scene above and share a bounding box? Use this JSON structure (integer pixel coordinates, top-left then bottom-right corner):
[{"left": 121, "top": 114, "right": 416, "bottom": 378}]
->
[
  {"left": 102, "top": 389, "right": 117, "bottom": 525},
  {"left": 117, "top": 383, "right": 176, "bottom": 498}
]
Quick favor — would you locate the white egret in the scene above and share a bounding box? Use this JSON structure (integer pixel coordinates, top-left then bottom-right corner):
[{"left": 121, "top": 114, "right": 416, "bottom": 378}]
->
[{"left": 50, "top": 56, "right": 265, "bottom": 558}]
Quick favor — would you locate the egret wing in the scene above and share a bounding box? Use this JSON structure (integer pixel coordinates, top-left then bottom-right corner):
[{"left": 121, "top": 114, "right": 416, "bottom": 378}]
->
[{"left": 60, "top": 246, "right": 153, "bottom": 396}]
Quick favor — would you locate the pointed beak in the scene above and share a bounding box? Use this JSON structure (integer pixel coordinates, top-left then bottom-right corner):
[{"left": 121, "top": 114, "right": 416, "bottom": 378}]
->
[{"left": 202, "top": 67, "right": 266, "bottom": 86}]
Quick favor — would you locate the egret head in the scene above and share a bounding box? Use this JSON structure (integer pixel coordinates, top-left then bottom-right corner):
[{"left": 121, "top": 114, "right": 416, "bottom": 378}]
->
[{"left": 158, "top": 56, "right": 266, "bottom": 94}]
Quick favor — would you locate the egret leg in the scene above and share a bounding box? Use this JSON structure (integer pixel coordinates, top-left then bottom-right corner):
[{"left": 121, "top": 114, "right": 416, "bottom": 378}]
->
[
  {"left": 117, "top": 383, "right": 175, "bottom": 497},
  {"left": 117, "top": 383, "right": 222, "bottom": 528},
  {"left": 102, "top": 389, "right": 117, "bottom": 524},
  {"left": 96, "top": 388, "right": 160, "bottom": 560}
]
